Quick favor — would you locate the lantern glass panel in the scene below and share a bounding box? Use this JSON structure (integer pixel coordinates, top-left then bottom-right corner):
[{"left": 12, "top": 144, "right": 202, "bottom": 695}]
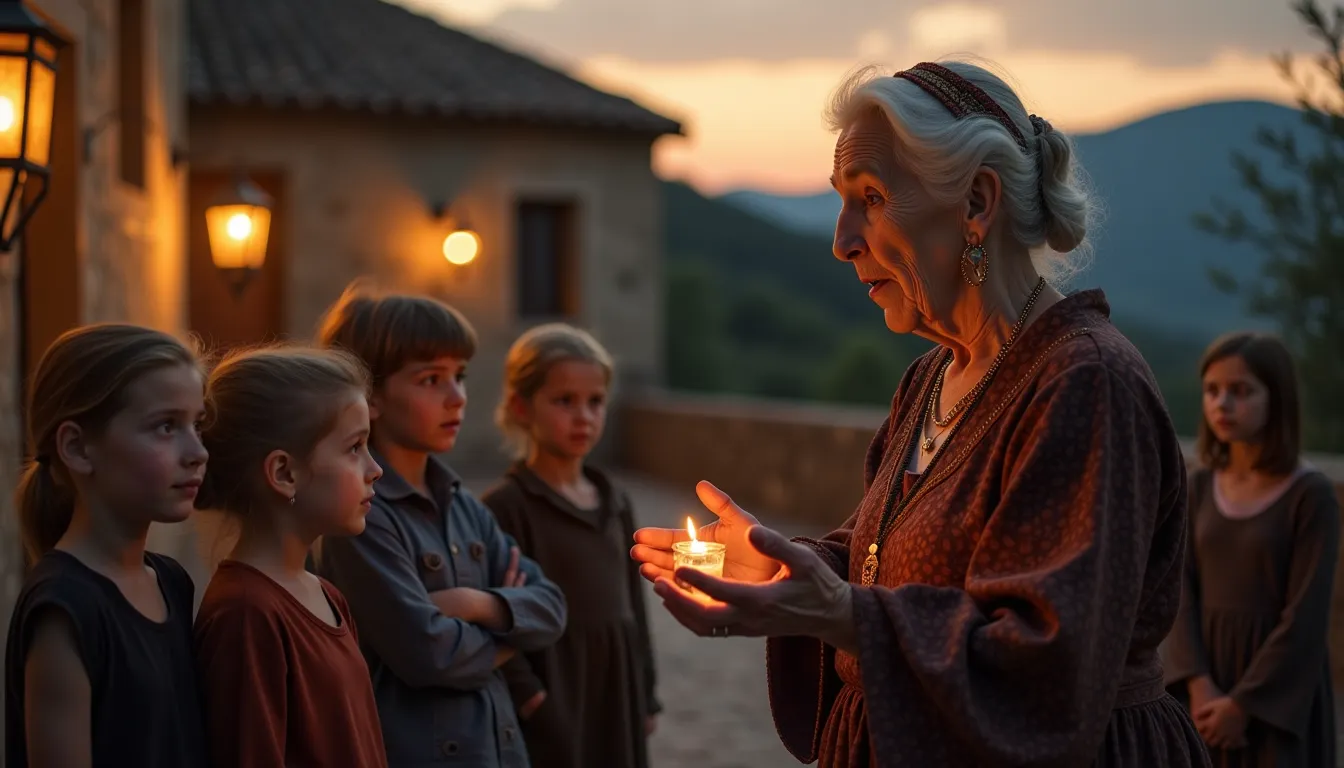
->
[
  {"left": 26, "top": 58, "right": 53, "bottom": 166},
  {"left": 0, "top": 54, "right": 28, "bottom": 159},
  {"left": 0, "top": 33, "right": 27, "bottom": 54},
  {"left": 206, "top": 204, "right": 271, "bottom": 270}
]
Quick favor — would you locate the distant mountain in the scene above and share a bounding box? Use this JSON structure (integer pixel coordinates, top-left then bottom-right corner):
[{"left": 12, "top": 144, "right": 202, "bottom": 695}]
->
[
  {"left": 664, "top": 180, "right": 869, "bottom": 323},
  {"left": 718, "top": 100, "right": 1306, "bottom": 341}
]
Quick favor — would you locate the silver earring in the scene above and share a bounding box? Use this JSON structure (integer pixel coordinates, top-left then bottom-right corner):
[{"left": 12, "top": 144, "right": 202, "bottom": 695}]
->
[
  {"left": 961, "top": 240, "right": 989, "bottom": 286},
  {"left": 289, "top": 495, "right": 296, "bottom": 505}
]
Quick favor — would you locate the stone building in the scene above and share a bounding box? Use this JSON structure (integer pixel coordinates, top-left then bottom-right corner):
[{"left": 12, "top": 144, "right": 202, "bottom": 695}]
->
[
  {"left": 186, "top": 0, "right": 681, "bottom": 467},
  {"left": 0, "top": 0, "right": 678, "bottom": 710}
]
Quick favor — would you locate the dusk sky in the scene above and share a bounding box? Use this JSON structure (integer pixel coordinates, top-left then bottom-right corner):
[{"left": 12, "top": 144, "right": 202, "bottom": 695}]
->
[{"left": 392, "top": 0, "right": 1312, "bottom": 194}]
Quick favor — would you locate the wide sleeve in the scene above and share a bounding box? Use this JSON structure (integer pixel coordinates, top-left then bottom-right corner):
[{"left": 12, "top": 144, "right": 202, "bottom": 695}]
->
[
  {"left": 317, "top": 501, "right": 504, "bottom": 690},
  {"left": 619, "top": 491, "right": 663, "bottom": 716},
  {"left": 766, "top": 354, "right": 931, "bottom": 762},
  {"left": 1229, "top": 473, "right": 1341, "bottom": 734},
  {"left": 1162, "top": 472, "right": 1210, "bottom": 690},
  {"left": 468, "top": 491, "right": 568, "bottom": 653},
  {"left": 850, "top": 361, "right": 1176, "bottom": 767},
  {"left": 481, "top": 484, "right": 548, "bottom": 710},
  {"left": 194, "top": 601, "right": 288, "bottom": 767}
]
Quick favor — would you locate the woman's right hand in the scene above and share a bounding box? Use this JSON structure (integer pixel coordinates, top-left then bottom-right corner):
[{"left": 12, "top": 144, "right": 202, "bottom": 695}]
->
[{"left": 631, "top": 481, "right": 782, "bottom": 584}]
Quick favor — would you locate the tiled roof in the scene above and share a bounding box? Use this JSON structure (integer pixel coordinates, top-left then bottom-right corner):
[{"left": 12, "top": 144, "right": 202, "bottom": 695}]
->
[{"left": 187, "top": 0, "right": 683, "bottom": 136}]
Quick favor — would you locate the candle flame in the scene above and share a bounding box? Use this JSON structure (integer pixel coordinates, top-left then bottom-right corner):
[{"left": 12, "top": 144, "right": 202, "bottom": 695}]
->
[{"left": 685, "top": 516, "right": 708, "bottom": 555}]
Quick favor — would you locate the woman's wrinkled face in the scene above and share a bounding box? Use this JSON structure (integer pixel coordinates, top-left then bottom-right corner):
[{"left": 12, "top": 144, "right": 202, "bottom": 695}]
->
[{"left": 831, "top": 109, "right": 965, "bottom": 334}]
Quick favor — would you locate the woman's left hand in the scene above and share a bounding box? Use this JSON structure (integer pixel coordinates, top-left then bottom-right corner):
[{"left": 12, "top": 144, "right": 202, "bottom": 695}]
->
[{"left": 654, "top": 524, "right": 858, "bottom": 652}]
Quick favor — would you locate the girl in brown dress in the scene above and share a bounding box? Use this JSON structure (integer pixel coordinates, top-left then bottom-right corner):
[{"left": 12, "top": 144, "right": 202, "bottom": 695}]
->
[
  {"left": 482, "top": 323, "right": 661, "bottom": 768},
  {"left": 1164, "top": 332, "right": 1340, "bottom": 766}
]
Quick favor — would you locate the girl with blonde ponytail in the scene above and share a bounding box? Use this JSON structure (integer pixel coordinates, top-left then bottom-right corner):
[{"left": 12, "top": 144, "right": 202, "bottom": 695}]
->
[{"left": 3, "top": 323, "right": 210, "bottom": 768}]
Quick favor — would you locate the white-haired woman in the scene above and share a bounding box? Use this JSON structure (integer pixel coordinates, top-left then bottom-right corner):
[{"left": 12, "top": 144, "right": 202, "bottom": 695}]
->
[{"left": 631, "top": 60, "right": 1210, "bottom": 767}]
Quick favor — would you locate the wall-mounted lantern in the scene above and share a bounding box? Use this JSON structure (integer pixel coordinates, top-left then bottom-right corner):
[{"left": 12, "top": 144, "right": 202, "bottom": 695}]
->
[
  {"left": 0, "top": 1, "right": 60, "bottom": 252},
  {"left": 431, "top": 200, "right": 480, "bottom": 266},
  {"left": 205, "top": 171, "right": 272, "bottom": 296}
]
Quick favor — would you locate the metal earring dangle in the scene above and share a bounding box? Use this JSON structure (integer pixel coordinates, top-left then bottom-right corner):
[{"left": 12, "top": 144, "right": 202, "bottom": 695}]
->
[{"left": 960, "top": 237, "right": 989, "bottom": 286}]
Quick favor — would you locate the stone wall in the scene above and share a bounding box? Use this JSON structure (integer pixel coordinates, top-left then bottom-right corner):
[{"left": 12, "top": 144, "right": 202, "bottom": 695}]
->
[
  {"left": 617, "top": 389, "right": 1344, "bottom": 688},
  {"left": 0, "top": 0, "right": 189, "bottom": 758}
]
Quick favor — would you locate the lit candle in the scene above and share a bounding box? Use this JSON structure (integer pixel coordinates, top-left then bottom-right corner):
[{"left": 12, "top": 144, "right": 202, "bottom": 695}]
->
[{"left": 672, "top": 516, "right": 725, "bottom": 600}]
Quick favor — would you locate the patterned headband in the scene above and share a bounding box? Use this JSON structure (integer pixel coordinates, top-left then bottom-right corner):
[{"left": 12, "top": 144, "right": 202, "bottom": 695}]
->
[{"left": 893, "top": 62, "right": 1046, "bottom": 151}]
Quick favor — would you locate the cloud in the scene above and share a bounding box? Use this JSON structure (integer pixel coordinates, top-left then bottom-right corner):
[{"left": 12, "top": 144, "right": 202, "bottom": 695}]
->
[
  {"left": 398, "top": 0, "right": 1313, "bottom": 67},
  {"left": 908, "top": 4, "right": 1009, "bottom": 54},
  {"left": 574, "top": 49, "right": 1303, "bottom": 194},
  {"left": 392, "top": 0, "right": 559, "bottom": 27},
  {"left": 999, "top": 0, "right": 1305, "bottom": 65}
]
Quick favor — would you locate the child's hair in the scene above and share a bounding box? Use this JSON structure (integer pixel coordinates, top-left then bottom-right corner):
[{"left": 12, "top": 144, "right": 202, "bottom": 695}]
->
[
  {"left": 16, "top": 323, "right": 203, "bottom": 566},
  {"left": 496, "top": 323, "right": 615, "bottom": 458},
  {"left": 196, "top": 344, "right": 371, "bottom": 516},
  {"left": 1196, "top": 330, "right": 1301, "bottom": 476},
  {"left": 315, "top": 278, "right": 478, "bottom": 388}
]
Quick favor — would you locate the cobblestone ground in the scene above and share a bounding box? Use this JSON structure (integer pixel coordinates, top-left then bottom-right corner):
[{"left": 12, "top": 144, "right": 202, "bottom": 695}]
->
[{"left": 616, "top": 473, "right": 832, "bottom": 768}]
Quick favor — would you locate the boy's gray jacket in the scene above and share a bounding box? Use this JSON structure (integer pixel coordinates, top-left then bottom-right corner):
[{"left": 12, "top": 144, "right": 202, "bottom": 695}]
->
[{"left": 315, "top": 453, "right": 568, "bottom": 767}]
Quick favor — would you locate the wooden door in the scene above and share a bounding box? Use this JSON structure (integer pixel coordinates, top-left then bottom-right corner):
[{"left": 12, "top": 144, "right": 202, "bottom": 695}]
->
[{"left": 187, "top": 170, "right": 286, "bottom": 354}]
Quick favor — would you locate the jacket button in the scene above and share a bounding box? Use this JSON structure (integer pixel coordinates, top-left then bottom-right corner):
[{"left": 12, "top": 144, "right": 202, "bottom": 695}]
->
[
  {"left": 440, "top": 740, "right": 459, "bottom": 756},
  {"left": 504, "top": 727, "right": 516, "bottom": 742}
]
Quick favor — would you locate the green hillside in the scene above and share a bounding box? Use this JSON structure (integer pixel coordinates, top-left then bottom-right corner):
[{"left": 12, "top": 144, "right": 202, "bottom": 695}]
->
[{"left": 662, "top": 179, "right": 1208, "bottom": 434}]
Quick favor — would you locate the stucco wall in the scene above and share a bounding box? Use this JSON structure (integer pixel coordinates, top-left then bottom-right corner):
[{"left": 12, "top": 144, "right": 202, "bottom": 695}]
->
[{"left": 188, "top": 107, "right": 667, "bottom": 472}]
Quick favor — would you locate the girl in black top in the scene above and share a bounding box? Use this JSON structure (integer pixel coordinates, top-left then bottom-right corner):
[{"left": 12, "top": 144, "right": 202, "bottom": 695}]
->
[{"left": 4, "top": 323, "right": 211, "bottom": 768}]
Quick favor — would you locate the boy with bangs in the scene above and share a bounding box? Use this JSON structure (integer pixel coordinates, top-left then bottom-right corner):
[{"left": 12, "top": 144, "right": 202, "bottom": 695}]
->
[{"left": 313, "top": 280, "right": 567, "bottom": 768}]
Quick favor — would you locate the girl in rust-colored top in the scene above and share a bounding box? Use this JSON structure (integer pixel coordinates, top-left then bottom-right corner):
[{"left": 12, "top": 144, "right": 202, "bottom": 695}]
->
[
  {"left": 193, "top": 345, "right": 387, "bottom": 768},
  {"left": 633, "top": 59, "right": 1210, "bottom": 767}
]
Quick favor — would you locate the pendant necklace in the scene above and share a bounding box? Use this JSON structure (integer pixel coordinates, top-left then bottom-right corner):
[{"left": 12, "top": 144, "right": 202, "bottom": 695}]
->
[{"left": 861, "top": 277, "right": 1045, "bottom": 587}]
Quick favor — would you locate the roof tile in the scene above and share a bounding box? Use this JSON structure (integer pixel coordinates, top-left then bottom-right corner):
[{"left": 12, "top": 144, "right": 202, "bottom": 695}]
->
[{"left": 187, "top": 0, "right": 683, "bottom": 136}]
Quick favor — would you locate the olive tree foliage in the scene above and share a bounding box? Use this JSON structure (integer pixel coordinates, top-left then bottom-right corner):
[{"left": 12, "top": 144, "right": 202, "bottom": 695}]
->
[{"left": 1195, "top": 0, "right": 1344, "bottom": 449}]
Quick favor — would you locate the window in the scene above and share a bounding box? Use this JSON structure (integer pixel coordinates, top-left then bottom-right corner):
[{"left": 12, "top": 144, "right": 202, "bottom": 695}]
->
[
  {"left": 515, "top": 200, "right": 579, "bottom": 318},
  {"left": 118, "top": 0, "right": 145, "bottom": 188}
]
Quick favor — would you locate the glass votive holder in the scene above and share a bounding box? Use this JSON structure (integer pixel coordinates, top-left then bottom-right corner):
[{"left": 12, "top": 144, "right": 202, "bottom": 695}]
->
[{"left": 672, "top": 540, "right": 726, "bottom": 599}]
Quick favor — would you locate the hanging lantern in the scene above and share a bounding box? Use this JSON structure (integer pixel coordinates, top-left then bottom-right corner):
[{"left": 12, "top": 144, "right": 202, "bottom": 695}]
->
[
  {"left": 205, "top": 171, "right": 272, "bottom": 295},
  {"left": 0, "top": 1, "right": 60, "bottom": 252}
]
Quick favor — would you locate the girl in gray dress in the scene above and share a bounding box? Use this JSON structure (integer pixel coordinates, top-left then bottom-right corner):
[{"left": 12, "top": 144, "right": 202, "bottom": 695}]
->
[{"left": 1164, "top": 331, "right": 1340, "bottom": 767}]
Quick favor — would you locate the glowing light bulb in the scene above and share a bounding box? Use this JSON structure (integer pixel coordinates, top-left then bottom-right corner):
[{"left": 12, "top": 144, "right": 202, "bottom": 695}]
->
[
  {"left": 226, "top": 212, "right": 252, "bottom": 241},
  {"left": 0, "top": 97, "right": 16, "bottom": 132},
  {"left": 442, "top": 230, "right": 480, "bottom": 265}
]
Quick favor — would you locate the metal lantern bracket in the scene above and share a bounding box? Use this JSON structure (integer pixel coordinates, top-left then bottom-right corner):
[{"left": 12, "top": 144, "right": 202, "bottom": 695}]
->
[
  {"left": 81, "top": 108, "right": 117, "bottom": 163},
  {"left": 431, "top": 198, "right": 476, "bottom": 228}
]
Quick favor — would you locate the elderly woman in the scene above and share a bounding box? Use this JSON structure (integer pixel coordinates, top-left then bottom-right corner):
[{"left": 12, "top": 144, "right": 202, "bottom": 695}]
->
[{"left": 631, "top": 60, "right": 1211, "bottom": 767}]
